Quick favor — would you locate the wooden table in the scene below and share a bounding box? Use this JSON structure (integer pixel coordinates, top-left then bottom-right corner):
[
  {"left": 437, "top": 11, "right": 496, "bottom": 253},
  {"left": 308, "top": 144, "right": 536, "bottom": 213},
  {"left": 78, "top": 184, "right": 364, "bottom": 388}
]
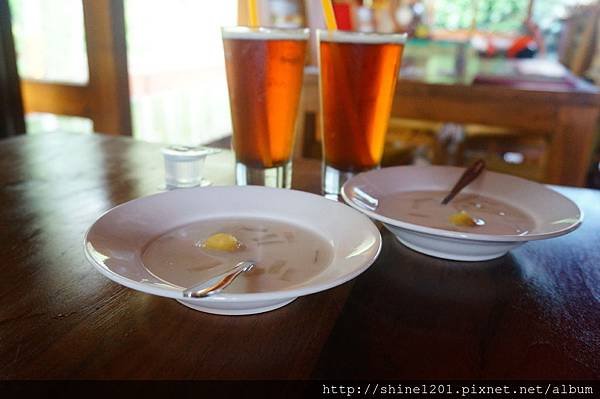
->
[
  {"left": 1, "top": 133, "right": 600, "bottom": 381},
  {"left": 300, "top": 58, "right": 600, "bottom": 187}
]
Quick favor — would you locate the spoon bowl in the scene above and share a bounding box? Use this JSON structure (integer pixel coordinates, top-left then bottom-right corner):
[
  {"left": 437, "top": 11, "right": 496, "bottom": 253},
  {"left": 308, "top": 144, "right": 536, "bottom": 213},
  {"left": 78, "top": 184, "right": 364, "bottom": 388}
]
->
[{"left": 183, "top": 261, "right": 256, "bottom": 298}]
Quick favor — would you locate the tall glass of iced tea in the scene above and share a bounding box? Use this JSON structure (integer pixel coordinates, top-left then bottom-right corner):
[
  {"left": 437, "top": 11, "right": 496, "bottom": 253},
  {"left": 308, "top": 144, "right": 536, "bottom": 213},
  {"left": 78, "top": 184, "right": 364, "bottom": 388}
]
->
[
  {"left": 222, "top": 27, "right": 309, "bottom": 188},
  {"left": 318, "top": 30, "right": 406, "bottom": 196}
]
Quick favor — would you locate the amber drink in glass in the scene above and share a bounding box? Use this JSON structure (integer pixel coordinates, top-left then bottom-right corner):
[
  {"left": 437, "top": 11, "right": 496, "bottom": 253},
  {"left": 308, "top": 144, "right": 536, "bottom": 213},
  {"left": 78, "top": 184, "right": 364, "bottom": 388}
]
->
[
  {"left": 222, "top": 27, "right": 308, "bottom": 188},
  {"left": 318, "top": 30, "right": 406, "bottom": 196}
]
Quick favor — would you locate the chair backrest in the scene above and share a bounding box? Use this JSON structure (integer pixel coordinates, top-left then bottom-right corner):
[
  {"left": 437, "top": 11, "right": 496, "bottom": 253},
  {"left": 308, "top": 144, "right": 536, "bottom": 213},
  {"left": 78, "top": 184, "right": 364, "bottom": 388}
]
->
[
  {"left": 558, "top": 3, "right": 600, "bottom": 76},
  {"left": 10, "top": 0, "right": 132, "bottom": 136}
]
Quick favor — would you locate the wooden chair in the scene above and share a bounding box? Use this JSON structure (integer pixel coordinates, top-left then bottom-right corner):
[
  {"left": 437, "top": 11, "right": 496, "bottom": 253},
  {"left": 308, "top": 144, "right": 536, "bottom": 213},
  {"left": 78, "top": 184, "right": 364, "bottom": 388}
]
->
[
  {"left": 558, "top": 2, "right": 600, "bottom": 76},
  {"left": 8, "top": 0, "right": 132, "bottom": 136}
]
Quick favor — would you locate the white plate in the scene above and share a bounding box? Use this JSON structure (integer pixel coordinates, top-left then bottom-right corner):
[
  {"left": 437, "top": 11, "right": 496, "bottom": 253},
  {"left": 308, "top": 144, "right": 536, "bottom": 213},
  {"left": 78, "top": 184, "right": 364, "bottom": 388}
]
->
[
  {"left": 341, "top": 166, "right": 582, "bottom": 261},
  {"left": 84, "top": 186, "right": 381, "bottom": 315}
]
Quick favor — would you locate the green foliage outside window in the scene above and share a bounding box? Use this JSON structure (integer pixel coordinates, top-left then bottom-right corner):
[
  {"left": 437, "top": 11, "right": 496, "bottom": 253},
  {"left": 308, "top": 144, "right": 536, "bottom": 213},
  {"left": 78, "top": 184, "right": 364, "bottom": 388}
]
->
[
  {"left": 432, "top": 0, "right": 528, "bottom": 32},
  {"left": 431, "top": 0, "right": 592, "bottom": 54}
]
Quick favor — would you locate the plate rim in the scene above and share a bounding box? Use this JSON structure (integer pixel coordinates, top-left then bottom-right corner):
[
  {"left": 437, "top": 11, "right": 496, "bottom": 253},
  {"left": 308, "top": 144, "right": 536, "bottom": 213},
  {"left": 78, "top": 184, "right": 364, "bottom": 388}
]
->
[
  {"left": 341, "top": 165, "right": 583, "bottom": 243},
  {"left": 84, "top": 185, "right": 382, "bottom": 303}
]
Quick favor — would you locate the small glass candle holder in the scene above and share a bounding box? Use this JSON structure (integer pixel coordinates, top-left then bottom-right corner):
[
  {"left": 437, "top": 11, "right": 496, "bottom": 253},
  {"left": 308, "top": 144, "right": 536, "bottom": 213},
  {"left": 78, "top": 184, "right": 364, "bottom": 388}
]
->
[{"left": 162, "top": 146, "right": 220, "bottom": 189}]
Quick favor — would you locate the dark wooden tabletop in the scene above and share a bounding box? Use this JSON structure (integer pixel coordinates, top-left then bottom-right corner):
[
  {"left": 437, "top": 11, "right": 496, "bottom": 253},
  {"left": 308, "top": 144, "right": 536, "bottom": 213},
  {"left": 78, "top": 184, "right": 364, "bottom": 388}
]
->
[{"left": 1, "top": 132, "right": 599, "bottom": 380}]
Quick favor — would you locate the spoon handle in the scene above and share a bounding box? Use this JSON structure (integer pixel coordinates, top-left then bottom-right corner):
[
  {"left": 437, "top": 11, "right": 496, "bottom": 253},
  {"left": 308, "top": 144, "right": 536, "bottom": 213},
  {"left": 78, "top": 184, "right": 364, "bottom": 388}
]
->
[
  {"left": 183, "top": 261, "right": 256, "bottom": 298},
  {"left": 441, "top": 159, "right": 486, "bottom": 205}
]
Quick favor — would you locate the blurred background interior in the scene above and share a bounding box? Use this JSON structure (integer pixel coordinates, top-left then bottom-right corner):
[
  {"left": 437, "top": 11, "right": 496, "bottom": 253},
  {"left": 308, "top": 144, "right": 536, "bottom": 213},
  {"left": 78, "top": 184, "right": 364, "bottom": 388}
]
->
[{"left": 1, "top": 0, "right": 600, "bottom": 187}]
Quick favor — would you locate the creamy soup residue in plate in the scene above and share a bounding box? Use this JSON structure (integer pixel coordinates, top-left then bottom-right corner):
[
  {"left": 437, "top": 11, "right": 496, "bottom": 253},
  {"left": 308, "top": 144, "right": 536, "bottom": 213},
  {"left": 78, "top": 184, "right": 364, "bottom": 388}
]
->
[
  {"left": 142, "top": 217, "right": 334, "bottom": 293},
  {"left": 376, "top": 190, "right": 536, "bottom": 235}
]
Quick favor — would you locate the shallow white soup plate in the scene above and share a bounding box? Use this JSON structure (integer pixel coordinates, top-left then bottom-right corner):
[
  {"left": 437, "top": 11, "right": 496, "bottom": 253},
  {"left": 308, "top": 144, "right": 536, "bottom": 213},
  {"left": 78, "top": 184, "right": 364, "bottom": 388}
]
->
[
  {"left": 84, "top": 186, "right": 381, "bottom": 315},
  {"left": 341, "top": 166, "right": 582, "bottom": 261}
]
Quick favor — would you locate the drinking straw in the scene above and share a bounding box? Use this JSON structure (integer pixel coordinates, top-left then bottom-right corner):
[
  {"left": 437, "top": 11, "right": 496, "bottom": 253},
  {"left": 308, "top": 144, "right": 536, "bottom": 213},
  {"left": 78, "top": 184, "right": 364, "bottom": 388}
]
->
[
  {"left": 248, "top": 0, "right": 259, "bottom": 27},
  {"left": 321, "top": 0, "right": 338, "bottom": 30}
]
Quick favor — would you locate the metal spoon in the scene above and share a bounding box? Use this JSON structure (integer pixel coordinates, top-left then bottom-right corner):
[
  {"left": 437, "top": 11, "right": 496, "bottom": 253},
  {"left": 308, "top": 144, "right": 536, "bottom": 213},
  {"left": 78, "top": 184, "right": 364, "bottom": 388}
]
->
[
  {"left": 182, "top": 260, "right": 256, "bottom": 298},
  {"left": 441, "top": 159, "right": 486, "bottom": 205}
]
